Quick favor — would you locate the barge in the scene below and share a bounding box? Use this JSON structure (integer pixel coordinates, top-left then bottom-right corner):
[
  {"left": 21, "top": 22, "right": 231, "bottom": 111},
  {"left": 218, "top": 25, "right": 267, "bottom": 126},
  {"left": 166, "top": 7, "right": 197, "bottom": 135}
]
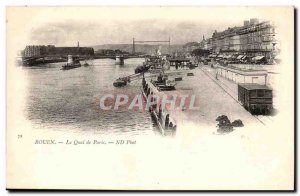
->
[{"left": 142, "top": 76, "right": 176, "bottom": 136}]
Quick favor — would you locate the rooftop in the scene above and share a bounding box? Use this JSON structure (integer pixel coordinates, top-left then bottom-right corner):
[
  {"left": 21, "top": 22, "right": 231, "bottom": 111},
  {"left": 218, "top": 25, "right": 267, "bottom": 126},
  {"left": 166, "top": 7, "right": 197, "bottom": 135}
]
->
[
  {"left": 238, "top": 83, "right": 272, "bottom": 90},
  {"left": 168, "top": 58, "right": 191, "bottom": 62}
]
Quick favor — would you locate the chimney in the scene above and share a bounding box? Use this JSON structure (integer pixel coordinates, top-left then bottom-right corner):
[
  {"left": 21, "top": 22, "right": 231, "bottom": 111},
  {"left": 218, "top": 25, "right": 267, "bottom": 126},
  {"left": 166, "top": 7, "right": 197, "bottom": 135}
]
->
[{"left": 77, "top": 41, "right": 79, "bottom": 47}]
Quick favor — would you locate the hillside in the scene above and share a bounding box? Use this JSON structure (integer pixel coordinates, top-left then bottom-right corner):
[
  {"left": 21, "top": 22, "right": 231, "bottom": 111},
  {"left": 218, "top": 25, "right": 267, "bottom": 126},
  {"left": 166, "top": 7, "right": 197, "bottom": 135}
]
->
[{"left": 90, "top": 44, "right": 184, "bottom": 54}]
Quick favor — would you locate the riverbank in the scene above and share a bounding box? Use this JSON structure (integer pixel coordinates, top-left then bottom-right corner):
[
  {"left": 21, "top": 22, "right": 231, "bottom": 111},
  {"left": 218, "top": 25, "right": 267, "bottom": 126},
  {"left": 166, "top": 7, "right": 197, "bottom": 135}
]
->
[{"left": 143, "top": 66, "right": 264, "bottom": 135}]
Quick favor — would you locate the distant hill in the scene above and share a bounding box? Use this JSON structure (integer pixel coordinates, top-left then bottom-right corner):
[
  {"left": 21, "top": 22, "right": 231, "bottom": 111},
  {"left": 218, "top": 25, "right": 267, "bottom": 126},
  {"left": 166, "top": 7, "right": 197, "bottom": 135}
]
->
[{"left": 90, "top": 44, "right": 184, "bottom": 54}]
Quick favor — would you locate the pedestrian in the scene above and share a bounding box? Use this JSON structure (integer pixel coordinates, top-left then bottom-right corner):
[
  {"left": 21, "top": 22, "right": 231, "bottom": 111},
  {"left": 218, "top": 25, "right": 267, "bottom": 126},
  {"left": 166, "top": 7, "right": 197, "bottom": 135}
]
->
[
  {"left": 169, "top": 122, "right": 173, "bottom": 130},
  {"left": 172, "top": 125, "right": 177, "bottom": 131},
  {"left": 158, "top": 105, "right": 162, "bottom": 120},
  {"left": 165, "top": 114, "right": 170, "bottom": 128}
]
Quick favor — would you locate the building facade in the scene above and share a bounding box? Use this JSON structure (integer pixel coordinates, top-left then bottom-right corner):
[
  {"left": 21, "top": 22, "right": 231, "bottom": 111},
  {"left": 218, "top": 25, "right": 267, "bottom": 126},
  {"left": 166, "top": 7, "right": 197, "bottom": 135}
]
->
[
  {"left": 199, "top": 36, "right": 208, "bottom": 50},
  {"left": 24, "top": 45, "right": 46, "bottom": 57},
  {"left": 212, "top": 27, "right": 241, "bottom": 54},
  {"left": 209, "top": 18, "right": 277, "bottom": 60},
  {"left": 23, "top": 44, "right": 94, "bottom": 57},
  {"left": 238, "top": 20, "right": 277, "bottom": 58},
  {"left": 206, "top": 38, "right": 212, "bottom": 51},
  {"left": 183, "top": 42, "right": 201, "bottom": 53},
  {"left": 198, "top": 36, "right": 213, "bottom": 52}
]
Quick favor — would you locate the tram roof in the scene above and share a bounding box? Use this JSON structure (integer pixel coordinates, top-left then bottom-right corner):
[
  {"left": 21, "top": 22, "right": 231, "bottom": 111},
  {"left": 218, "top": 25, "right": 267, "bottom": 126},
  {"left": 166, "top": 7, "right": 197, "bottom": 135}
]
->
[{"left": 238, "top": 83, "right": 272, "bottom": 90}]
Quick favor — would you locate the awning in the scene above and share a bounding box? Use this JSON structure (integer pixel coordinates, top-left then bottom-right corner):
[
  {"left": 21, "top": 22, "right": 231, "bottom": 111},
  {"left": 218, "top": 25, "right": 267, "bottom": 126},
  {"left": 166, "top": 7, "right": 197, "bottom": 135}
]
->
[
  {"left": 226, "top": 54, "right": 233, "bottom": 59},
  {"left": 168, "top": 58, "right": 191, "bottom": 62},
  {"left": 231, "top": 54, "right": 239, "bottom": 59},
  {"left": 236, "top": 55, "right": 244, "bottom": 60},
  {"left": 252, "top": 56, "right": 265, "bottom": 61}
]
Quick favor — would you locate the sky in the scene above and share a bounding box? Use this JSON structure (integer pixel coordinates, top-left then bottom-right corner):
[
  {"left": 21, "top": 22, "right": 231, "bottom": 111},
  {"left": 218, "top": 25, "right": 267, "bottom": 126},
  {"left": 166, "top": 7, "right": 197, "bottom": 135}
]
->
[
  {"left": 29, "top": 19, "right": 242, "bottom": 47},
  {"left": 7, "top": 7, "right": 284, "bottom": 48}
]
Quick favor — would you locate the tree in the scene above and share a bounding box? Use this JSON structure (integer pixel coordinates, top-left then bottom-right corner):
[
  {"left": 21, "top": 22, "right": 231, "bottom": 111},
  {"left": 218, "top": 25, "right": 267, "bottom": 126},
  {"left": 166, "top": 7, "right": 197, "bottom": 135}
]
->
[{"left": 216, "top": 115, "right": 233, "bottom": 133}]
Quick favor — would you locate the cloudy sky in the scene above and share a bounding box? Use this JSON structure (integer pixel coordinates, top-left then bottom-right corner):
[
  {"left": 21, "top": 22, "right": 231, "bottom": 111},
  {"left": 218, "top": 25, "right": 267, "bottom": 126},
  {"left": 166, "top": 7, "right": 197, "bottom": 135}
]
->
[
  {"left": 29, "top": 19, "right": 241, "bottom": 46},
  {"left": 7, "top": 7, "right": 282, "bottom": 48}
]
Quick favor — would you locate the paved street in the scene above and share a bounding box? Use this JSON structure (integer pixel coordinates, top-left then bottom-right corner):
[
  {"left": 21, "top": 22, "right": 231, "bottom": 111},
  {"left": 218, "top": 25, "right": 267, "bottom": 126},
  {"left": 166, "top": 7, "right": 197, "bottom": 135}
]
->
[{"left": 161, "top": 66, "right": 264, "bottom": 132}]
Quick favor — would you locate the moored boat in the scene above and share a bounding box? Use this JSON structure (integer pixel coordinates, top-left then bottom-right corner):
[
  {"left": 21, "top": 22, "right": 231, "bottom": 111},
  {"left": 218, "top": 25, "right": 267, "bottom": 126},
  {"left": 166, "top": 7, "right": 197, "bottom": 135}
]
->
[
  {"left": 83, "top": 61, "right": 89, "bottom": 67},
  {"left": 113, "top": 78, "right": 128, "bottom": 87},
  {"left": 135, "top": 65, "right": 151, "bottom": 73}
]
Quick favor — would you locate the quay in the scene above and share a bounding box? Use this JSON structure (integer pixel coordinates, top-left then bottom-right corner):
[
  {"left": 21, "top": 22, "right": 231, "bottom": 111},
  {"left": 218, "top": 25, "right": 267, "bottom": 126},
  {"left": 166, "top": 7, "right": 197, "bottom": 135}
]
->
[
  {"left": 142, "top": 76, "right": 177, "bottom": 136},
  {"left": 200, "top": 64, "right": 276, "bottom": 124},
  {"left": 141, "top": 64, "right": 267, "bottom": 134}
]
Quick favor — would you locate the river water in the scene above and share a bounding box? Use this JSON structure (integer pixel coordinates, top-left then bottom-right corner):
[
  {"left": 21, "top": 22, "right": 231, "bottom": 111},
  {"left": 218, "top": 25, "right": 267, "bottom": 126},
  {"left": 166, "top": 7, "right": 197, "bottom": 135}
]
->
[{"left": 22, "top": 58, "right": 155, "bottom": 136}]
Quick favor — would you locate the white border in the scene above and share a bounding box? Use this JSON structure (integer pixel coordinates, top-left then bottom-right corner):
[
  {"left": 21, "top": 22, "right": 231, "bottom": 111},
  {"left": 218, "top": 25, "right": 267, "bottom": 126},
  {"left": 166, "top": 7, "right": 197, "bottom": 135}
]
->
[{"left": 1, "top": 0, "right": 298, "bottom": 195}]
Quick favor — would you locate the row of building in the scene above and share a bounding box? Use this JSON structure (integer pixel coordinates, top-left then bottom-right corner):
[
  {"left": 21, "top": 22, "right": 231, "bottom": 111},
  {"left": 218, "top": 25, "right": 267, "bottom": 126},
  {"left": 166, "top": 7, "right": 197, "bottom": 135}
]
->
[
  {"left": 187, "top": 18, "right": 279, "bottom": 60},
  {"left": 23, "top": 42, "right": 94, "bottom": 57}
]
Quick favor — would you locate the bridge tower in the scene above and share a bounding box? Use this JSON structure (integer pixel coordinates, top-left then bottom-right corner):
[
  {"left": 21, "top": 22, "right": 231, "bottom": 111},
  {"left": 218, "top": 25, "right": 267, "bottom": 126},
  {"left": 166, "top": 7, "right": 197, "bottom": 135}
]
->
[
  {"left": 132, "top": 38, "right": 135, "bottom": 54},
  {"left": 169, "top": 37, "right": 171, "bottom": 55},
  {"left": 131, "top": 37, "right": 171, "bottom": 55}
]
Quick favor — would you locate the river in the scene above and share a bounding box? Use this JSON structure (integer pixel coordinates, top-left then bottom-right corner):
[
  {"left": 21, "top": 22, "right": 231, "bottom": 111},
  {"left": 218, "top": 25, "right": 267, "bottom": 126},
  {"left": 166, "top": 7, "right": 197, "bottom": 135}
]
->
[{"left": 21, "top": 58, "right": 155, "bottom": 136}]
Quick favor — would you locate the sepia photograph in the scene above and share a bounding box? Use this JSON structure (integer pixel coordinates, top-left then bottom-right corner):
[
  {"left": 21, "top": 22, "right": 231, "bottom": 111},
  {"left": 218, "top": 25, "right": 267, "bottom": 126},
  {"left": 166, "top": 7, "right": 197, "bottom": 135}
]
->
[{"left": 6, "top": 6, "right": 295, "bottom": 190}]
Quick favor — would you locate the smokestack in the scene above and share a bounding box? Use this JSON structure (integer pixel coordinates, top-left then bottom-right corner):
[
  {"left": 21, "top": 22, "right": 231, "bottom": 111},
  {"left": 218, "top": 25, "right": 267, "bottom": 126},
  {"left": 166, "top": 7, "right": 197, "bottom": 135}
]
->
[{"left": 77, "top": 41, "right": 79, "bottom": 47}]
